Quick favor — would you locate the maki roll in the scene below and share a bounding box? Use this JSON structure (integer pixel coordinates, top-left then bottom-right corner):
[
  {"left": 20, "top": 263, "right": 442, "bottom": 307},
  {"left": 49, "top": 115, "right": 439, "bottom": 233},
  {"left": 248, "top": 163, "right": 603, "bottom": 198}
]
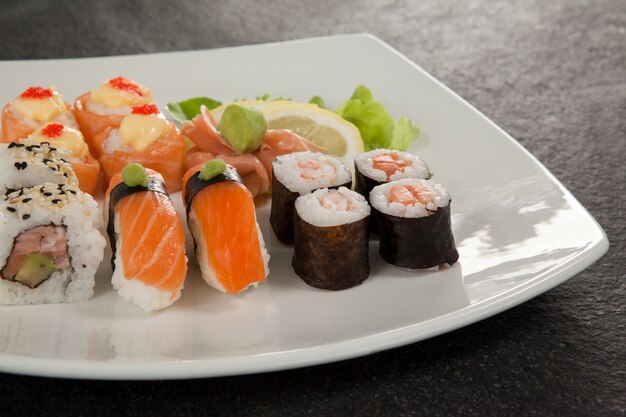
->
[
  {"left": 270, "top": 151, "right": 352, "bottom": 244},
  {"left": 0, "top": 183, "right": 105, "bottom": 304},
  {"left": 104, "top": 164, "right": 187, "bottom": 312},
  {"left": 1, "top": 86, "right": 79, "bottom": 143},
  {"left": 93, "top": 104, "right": 185, "bottom": 192},
  {"left": 73, "top": 76, "right": 153, "bottom": 156},
  {"left": 183, "top": 160, "right": 269, "bottom": 294},
  {"left": 292, "top": 187, "right": 370, "bottom": 290},
  {"left": 0, "top": 140, "right": 77, "bottom": 195},
  {"left": 354, "top": 149, "right": 430, "bottom": 233},
  {"left": 24, "top": 123, "right": 101, "bottom": 196},
  {"left": 370, "top": 178, "right": 459, "bottom": 270}
]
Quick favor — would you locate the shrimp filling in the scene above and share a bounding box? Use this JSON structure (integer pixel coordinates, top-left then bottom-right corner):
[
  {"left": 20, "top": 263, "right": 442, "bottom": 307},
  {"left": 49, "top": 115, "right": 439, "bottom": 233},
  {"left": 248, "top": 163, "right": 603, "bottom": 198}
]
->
[{"left": 372, "top": 153, "right": 413, "bottom": 179}]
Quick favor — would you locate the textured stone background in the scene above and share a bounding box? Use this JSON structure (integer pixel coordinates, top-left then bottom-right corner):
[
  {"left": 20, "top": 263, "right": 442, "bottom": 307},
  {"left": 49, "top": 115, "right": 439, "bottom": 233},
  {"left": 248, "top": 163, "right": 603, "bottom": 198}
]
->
[{"left": 1, "top": 0, "right": 624, "bottom": 416}]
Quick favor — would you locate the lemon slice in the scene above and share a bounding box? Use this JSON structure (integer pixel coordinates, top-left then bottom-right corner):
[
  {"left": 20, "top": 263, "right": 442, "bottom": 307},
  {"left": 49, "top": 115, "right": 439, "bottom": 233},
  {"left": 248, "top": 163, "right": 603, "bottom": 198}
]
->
[{"left": 211, "top": 101, "right": 364, "bottom": 168}]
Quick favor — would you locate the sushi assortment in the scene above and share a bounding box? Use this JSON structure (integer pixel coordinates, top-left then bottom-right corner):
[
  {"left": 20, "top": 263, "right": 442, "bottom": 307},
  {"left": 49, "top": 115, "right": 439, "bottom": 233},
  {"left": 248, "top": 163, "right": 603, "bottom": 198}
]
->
[{"left": 0, "top": 78, "right": 459, "bottom": 310}]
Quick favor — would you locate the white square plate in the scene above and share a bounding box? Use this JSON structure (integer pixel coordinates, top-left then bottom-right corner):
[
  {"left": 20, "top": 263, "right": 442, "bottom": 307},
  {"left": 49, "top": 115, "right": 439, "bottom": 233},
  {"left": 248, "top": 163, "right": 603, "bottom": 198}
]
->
[{"left": 0, "top": 34, "right": 608, "bottom": 379}]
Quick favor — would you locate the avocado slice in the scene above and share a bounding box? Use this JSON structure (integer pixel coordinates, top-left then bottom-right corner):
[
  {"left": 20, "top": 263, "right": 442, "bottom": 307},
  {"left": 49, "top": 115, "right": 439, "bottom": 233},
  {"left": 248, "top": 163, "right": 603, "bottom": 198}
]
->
[{"left": 14, "top": 253, "right": 57, "bottom": 288}]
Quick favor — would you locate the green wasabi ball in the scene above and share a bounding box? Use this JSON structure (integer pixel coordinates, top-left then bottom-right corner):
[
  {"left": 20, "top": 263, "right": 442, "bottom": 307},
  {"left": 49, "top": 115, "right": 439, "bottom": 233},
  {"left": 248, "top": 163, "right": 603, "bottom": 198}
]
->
[
  {"left": 199, "top": 159, "right": 227, "bottom": 181},
  {"left": 122, "top": 163, "right": 149, "bottom": 187},
  {"left": 219, "top": 104, "right": 267, "bottom": 154}
]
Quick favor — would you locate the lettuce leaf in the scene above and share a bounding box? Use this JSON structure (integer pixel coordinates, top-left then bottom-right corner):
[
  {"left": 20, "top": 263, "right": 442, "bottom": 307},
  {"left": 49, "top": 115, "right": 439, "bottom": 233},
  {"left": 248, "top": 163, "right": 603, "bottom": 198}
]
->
[
  {"left": 332, "top": 85, "right": 420, "bottom": 151},
  {"left": 166, "top": 97, "right": 222, "bottom": 124}
]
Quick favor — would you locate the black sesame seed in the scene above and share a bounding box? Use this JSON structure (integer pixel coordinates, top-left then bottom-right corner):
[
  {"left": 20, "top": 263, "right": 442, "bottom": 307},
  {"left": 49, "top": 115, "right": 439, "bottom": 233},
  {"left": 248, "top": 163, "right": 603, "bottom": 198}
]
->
[
  {"left": 68, "top": 189, "right": 77, "bottom": 194},
  {"left": 8, "top": 142, "right": 16, "bottom": 149},
  {"left": 50, "top": 147, "right": 57, "bottom": 151},
  {"left": 40, "top": 141, "right": 50, "bottom": 146},
  {"left": 40, "top": 187, "right": 45, "bottom": 193},
  {"left": 22, "top": 198, "right": 31, "bottom": 203},
  {"left": 15, "top": 143, "right": 24, "bottom": 148},
  {"left": 43, "top": 158, "right": 51, "bottom": 164},
  {"left": 60, "top": 159, "right": 68, "bottom": 163},
  {"left": 63, "top": 173, "right": 68, "bottom": 177},
  {"left": 6, "top": 207, "right": 15, "bottom": 212},
  {"left": 14, "top": 162, "right": 21, "bottom": 170},
  {"left": 82, "top": 264, "right": 86, "bottom": 268},
  {"left": 31, "top": 144, "right": 40, "bottom": 149},
  {"left": 18, "top": 189, "right": 23, "bottom": 196},
  {"left": 22, "top": 214, "right": 30, "bottom": 220},
  {"left": 51, "top": 199, "right": 61, "bottom": 204},
  {"left": 43, "top": 192, "right": 52, "bottom": 196},
  {"left": 25, "top": 146, "right": 33, "bottom": 151},
  {"left": 20, "top": 162, "right": 27, "bottom": 169}
]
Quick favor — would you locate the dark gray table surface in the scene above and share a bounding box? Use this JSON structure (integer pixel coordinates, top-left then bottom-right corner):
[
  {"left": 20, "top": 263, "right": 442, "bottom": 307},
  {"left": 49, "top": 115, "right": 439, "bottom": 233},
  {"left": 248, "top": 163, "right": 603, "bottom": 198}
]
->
[{"left": 1, "top": 1, "right": 624, "bottom": 416}]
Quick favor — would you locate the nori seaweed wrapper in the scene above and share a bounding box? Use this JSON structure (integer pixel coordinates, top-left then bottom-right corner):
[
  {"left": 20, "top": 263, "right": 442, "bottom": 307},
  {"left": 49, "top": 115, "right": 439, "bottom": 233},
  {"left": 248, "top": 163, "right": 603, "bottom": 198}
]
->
[
  {"left": 375, "top": 203, "right": 459, "bottom": 270},
  {"left": 354, "top": 163, "right": 384, "bottom": 234},
  {"left": 270, "top": 175, "right": 352, "bottom": 245},
  {"left": 107, "top": 177, "right": 168, "bottom": 270},
  {"left": 292, "top": 211, "right": 370, "bottom": 290}
]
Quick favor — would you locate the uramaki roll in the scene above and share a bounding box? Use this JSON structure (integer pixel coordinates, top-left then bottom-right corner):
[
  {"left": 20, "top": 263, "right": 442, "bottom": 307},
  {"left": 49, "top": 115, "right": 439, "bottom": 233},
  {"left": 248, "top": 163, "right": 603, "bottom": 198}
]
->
[
  {"left": 0, "top": 183, "right": 105, "bottom": 304},
  {"left": 370, "top": 178, "right": 458, "bottom": 270},
  {"left": 270, "top": 151, "right": 352, "bottom": 244},
  {"left": 354, "top": 149, "right": 429, "bottom": 233},
  {"left": 292, "top": 187, "right": 370, "bottom": 290}
]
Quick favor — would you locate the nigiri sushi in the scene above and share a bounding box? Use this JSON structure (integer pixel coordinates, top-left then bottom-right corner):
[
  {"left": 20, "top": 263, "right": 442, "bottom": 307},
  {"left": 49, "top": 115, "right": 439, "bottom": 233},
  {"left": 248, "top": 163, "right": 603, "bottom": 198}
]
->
[
  {"left": 73, "top": 77, "right": 152, "bottom": 156},
  {"left": 1, "top": 86, "right": 79, "bottom": 143},
  {"left": 183, "top": 159, "right": 269, "bottom": 294},
  {"left": 104, "top": 164, "right": 187, "bottom": 312},
  {"left": 94, "top": 104, "right": 185, "bottom": 192}
]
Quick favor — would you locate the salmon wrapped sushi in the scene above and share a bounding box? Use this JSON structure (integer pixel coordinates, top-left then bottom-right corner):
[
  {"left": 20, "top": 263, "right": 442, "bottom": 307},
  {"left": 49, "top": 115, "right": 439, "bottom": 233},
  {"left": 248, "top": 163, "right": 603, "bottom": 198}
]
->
[
  {"left": 1, "top": 86, "right": 79, "bottom": 143},
  {"left": 270, "top": 151, "right": 352, "bottom": 244},
  {"left": 94, "top": 104, "right": 185, "bottom": 192},
  {"left": 370, "top": 178, "right": 459, "bottom": 270},
  {"left": 183, "top": 160, "right": 269, "bottom": 294},
  {"left": 354, "top": 149, "right": 430, "bottom": 233},
  {"left": 104, "top": 164, "right": 187, "bottom": 312},
  {"left": 73, "top": 77, "right": 153, "bottom": 156},
  {"left": 21, "top": 123, "right": 101, "bottom": 196},
  {"left": 0, "top": 140, "right": 77, "bottom": 195},
  {"left": 0, "top": 183, "right": 105, "bottom": 304}
]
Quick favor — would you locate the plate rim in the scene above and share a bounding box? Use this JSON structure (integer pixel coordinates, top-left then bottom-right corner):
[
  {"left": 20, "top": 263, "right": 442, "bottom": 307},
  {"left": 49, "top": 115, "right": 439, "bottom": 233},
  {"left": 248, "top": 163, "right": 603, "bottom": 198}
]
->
[{"left": 0, "top": 33, "right": 609, "bottom": 380}]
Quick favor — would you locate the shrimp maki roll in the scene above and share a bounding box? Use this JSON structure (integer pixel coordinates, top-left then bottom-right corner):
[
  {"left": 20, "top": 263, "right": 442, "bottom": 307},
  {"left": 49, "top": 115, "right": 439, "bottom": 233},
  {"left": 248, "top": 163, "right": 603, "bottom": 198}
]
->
[
  {"left": 73, "top": 77, "right": 153, "bottom": 156},
  {"left": 370, "top": 178, "right": 459, "bottom": 270},
  {"left": 93, "top": 104, "right": 185, "bottom": 192},
  {"left": 1, "top": 86, "right": 79, "bottom": 143},
  {"left": 0, "top": 183, "right": 105, "bottom": 304},
  {"left": 183, "top": 160, "right": 269, "bottom": 294},
  {"left": 270, "top": 151, "right": 352, "bottom": 244},
  {"left": 0, "top": 140, "right": 77, "bottom": 195},
  {"left": 104, "top": 164, "right": 187, "bottom": 312},
  {"left": 354, "top": 149, "right": 430, "bottom": 233},
  {"left": 292, "top": 187, "right": 370, "bottom": 290}
]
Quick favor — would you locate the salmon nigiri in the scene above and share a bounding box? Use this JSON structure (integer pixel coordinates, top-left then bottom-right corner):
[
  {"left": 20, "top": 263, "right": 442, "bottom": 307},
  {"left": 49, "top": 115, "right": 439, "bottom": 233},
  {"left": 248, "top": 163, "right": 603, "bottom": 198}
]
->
[
  {"left": 104, "top": 164, "right": 187, "bottom": 311},
  {"left": 183, "top": 159, "right": 269, "bottom": 294}
]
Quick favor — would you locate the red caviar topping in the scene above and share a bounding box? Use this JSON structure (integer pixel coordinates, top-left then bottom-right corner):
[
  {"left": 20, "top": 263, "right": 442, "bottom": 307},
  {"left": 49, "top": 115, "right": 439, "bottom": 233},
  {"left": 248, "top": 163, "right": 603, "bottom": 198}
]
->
[
  {"left": 20, "top": 87, "right": 54, "bottom": 99},
  {"left": 108, "top": 77, "right": 144, "bottom": 96},
  {"left": 42, "top": 123, "right": 65, "bottom": 138},
  {"left": 131, "top": 104, "right": 159, "bottom": 115}
]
